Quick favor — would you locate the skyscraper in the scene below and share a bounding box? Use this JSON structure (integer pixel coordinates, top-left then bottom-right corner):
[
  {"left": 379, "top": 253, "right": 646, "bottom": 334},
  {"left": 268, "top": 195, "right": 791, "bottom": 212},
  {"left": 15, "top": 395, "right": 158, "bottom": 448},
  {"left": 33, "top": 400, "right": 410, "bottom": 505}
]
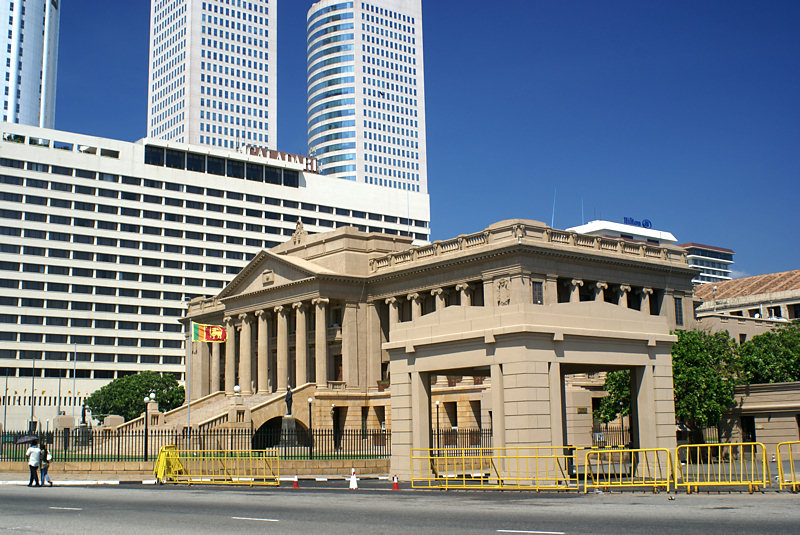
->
[
  {"left": 306, "top": 0, "right": 427, "bottom": 193},
  {"left": 1, "top": 0, "right": 60, "bottom": 127},
  {"left": 147, "top": 0, "right": 277, "bottom": 149}
]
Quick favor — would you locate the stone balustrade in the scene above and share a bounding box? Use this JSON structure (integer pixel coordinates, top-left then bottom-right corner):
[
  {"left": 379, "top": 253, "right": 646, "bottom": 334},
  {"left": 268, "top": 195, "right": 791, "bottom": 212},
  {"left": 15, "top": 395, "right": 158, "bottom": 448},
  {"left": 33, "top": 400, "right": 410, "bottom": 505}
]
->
[{"left": 368, "top": 220, "right": 688, "bottom": 273}]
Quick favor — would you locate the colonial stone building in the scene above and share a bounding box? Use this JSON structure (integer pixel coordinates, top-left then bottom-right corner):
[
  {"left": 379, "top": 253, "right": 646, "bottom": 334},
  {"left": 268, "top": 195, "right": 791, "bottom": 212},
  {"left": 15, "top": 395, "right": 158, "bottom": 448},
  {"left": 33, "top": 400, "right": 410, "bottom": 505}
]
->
[{"left": 175, "top": 219, "right": 695, "bottom": 475}]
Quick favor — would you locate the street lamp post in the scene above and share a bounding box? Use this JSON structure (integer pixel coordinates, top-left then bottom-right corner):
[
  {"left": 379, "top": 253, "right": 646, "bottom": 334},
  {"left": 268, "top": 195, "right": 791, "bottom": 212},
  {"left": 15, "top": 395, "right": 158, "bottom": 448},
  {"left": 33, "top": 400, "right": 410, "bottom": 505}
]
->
[
  {"left": 143, "top": 392, "right": 155, "bottom": 462},
  {"left": 307, "top": 397, "right": 313, "bottom": 460}
]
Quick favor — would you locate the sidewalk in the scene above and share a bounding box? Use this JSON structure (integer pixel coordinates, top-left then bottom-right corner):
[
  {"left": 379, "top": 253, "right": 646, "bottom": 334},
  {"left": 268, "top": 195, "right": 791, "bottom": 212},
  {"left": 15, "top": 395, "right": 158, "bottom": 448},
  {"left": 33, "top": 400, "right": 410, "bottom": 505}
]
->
[{"left": 0, "top": 471, "right": 390, "bottom": 486}]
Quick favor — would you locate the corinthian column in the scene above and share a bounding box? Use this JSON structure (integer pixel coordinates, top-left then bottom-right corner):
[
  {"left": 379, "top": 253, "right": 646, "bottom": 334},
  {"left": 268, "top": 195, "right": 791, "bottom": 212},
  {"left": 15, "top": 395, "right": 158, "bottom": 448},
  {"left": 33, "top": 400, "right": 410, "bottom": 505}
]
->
[
  {"left": 294, "top": 302, "right": 308, "bottom": 387},
  {"left": 275, "top": 306, "right": 288, "bottom": 390},
  {"left": 255, "top": 309, "right": 270, "bottom": 393},
  {"left": 238, "top": 313, "right": 252, "bottom": 395},
  {"left": 313, "top": 298, "right": 329, "bottom": 387},
  {"left": 224, "top": 316, "right": 236, "bottom": 395}
]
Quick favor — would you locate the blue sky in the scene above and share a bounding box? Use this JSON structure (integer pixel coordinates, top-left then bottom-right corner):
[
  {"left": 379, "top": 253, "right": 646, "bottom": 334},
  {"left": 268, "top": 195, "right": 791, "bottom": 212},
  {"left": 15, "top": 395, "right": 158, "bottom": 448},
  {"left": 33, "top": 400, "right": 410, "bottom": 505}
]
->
[{"left": 55, "top": 1, "right": 800, "bottom": 278}]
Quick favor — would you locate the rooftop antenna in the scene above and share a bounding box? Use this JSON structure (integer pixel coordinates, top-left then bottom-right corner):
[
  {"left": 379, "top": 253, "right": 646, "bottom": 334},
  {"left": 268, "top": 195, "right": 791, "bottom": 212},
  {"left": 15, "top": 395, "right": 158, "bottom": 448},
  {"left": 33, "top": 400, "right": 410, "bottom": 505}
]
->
[{"left": 550, "top": 188, "right": 557, "bottom": 228}]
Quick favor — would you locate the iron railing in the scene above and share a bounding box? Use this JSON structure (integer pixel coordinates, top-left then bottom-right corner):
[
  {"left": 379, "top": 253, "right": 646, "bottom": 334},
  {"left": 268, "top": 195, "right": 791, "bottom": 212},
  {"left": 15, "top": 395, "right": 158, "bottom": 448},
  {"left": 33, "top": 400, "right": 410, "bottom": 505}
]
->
[
  {"left": 0, "top": 427, "right": 391, "bottom": 463},
  {"left": 591, "top": 423, "right": 631, "bottom": 448},
  {"left": 432, "top": 428, "right": 492, "bottom": 450}
]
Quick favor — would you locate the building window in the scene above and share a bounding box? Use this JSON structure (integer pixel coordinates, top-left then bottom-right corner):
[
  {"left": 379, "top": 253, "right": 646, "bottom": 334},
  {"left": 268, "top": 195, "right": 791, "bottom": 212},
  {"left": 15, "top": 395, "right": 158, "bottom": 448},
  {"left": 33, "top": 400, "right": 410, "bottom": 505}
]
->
[
  {"left": 532, "top": 281, "right": 543, "bottom": 305},
  {"left": 674, "top": 297, "right": 684, "bottom": 327}
]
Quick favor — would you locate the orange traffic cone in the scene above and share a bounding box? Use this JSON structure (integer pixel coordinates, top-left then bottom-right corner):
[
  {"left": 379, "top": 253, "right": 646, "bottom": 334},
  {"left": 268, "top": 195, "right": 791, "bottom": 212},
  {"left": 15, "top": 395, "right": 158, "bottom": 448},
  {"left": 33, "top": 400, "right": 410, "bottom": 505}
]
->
[
  {"left": 349, "top": 468, "right": 358, "bottom": 491},
  {"left": 392, "top": 474, "right": 400, "bottom": 491},
  {"left": 292, "top": 474, "right": 300, "bottom": 489}
]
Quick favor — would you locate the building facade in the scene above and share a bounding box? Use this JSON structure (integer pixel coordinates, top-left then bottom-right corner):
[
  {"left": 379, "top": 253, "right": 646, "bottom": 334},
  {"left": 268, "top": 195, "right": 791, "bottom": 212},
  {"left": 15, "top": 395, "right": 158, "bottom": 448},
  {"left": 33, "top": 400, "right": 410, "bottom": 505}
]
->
[
  {"left": 678, "top": 243, "right": 735, "bottom": 285},
  {"left": 694, "top": 269, "right": 800, "bottom": 343},
  {"left": 306, "top": 0, "right": 427, "bottom": 191},
  {"left": 147, "top": 0, "right": 277, "bottom": 149},
  {"left": 1, "top": 0, "right": 60, "bottom": 127},
  {"left": 0, "top": 122, "right": 430, "bottom": 430},
  {"left": 177, "top": 219, "right": 695, "bottom": 477}
]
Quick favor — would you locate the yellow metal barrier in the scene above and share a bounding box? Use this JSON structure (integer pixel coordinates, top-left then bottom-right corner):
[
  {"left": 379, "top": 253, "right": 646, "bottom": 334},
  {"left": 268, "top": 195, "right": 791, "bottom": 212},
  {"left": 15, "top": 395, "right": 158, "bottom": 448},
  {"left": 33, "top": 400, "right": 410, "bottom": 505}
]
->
[
  {"left": 154, "top": 446, "right": 280, "bottom": 486},
  {"left": 776, "top": 441, "right": 800, "bottom": 492},
  {"left": 583, "top": 448, "right": 672, "bottom": 493},
  {"left": 411, "top": 447, "right": 579, "bottom": 490},
  {"left": 675, "top": 442, "right": 768, "bottom": 494}
]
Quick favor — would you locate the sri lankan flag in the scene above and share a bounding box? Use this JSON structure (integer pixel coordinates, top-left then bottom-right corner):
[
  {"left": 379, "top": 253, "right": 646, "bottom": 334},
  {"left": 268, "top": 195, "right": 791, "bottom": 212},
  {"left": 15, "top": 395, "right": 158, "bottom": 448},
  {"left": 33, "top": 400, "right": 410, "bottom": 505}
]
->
[{"left": 191, "top": 322, "right": 227, "bottom": 342}]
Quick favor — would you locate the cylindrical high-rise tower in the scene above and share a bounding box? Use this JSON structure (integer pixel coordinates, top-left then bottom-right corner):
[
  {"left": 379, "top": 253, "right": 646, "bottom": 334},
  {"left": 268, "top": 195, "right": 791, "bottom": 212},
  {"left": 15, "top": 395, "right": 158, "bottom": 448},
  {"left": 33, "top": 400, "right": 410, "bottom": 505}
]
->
[
  {"left": 1, "top": 0, "right": 60, "bottom": 127},
  {"left": 306, "top": 0, "right": 427, "bottom": 193}
]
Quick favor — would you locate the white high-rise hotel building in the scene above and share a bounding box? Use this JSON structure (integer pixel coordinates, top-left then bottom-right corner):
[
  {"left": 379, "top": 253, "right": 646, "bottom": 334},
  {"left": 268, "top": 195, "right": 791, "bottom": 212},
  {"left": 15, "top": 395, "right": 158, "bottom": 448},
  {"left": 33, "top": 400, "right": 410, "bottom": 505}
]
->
[
  {"left": 306, "top": 0, "right": 427, "bottom": 192},
  {"left": 147, "top": 0, "right": 277, "bottom": 149},
  {"left": 1, "top": 0, "right": 60, "bottom": 127}
]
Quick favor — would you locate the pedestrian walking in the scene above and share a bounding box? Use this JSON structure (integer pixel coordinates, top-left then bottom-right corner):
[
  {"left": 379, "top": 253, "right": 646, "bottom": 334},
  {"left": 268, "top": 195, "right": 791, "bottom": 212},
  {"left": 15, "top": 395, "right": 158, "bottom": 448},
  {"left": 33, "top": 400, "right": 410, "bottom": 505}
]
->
[
  {"left": 25, "top": 440, "right": 42, "bottom": 487},
  {"left": 40, "top": 445, "right": 53, "bottom": 487}
]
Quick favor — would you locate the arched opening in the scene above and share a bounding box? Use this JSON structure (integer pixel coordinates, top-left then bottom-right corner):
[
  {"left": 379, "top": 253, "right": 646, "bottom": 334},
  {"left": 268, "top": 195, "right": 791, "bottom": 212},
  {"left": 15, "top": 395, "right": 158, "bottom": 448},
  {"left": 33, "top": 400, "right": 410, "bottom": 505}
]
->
[{"left": 252, "top": 416, "right": 310, "bottom": 449}]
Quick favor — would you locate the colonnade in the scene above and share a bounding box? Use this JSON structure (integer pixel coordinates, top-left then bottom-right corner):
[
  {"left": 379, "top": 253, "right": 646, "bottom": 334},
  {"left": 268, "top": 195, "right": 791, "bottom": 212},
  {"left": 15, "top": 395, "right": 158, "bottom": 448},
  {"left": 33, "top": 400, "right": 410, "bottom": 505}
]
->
[{"left": 191, "top": 297, "right": 332, "bottom": 400}]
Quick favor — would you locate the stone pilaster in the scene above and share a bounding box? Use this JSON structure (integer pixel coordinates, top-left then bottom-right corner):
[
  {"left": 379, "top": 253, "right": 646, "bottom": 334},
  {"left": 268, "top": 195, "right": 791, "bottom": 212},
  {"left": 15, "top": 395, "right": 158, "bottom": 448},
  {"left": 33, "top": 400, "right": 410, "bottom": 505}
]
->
[
  {"left": 210, "top": 341, "right": 221, "bottom": 393},
  {"left": 385, "top": 296, "right": 399, "bottom": 324}
]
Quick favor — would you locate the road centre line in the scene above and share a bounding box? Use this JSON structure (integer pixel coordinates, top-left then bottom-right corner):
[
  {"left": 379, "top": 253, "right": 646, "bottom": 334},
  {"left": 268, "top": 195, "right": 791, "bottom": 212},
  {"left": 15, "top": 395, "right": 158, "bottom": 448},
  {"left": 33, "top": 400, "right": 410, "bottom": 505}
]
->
[
  {"left": 232, "top": 516, "right": 279, "bottom": 523},
  {"left": 49, "top": 507, "right": 83, "bottom": 511},
  {"left": 497, "top": 530, "right": 566, "bottom": 535}
]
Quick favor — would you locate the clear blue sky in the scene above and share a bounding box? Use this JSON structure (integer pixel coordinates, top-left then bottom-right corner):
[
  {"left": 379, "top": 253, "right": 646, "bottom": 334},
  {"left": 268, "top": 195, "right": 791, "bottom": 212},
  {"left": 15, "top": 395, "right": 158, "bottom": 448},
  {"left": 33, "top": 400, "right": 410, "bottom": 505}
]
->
[{"left": 55, "top": 1, "right": 800, "bottom": 278}]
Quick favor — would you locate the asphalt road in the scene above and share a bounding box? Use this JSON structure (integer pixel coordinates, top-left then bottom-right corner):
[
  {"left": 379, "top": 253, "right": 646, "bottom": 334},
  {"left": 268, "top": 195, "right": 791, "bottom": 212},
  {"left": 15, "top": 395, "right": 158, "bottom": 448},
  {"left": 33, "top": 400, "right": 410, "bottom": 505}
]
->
[{"left": 0, "top": 484, "right": 798, "bottom": 534}]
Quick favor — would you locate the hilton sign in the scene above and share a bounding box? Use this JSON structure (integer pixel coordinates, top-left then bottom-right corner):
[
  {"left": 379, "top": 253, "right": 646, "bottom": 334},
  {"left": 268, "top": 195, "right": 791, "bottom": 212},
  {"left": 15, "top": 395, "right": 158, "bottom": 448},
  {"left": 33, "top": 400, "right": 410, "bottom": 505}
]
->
[
  {"left": 247, "top": 146, "right": 318, "bottom": 173},
  {"left": 623, "top": 217, "right": 653, "bottom": 229}
]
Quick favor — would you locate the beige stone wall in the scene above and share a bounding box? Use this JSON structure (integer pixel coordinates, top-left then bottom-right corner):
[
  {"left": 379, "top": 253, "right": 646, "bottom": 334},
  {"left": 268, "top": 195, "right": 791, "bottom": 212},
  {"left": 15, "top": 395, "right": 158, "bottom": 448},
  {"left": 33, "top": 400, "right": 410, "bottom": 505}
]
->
[
  {"left": 696, "top": 315, "right": 785, "bottom": 343},
  {"left": 721, "top": 382, "right": 800, "bottom": 453}
]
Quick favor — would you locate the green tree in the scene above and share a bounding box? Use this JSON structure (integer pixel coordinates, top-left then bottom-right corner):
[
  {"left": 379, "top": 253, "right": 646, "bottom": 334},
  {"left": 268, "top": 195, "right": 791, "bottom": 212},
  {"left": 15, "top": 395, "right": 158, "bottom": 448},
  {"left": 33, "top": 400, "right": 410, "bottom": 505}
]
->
[
  {"left": 84, "top": 371, "right": 184, "bottom": 421},
  {"left": 671, "top": 330, "right": 738, "bottom": 442},
  {"left": 597, "top": 330, "right": 738, "bottom": 442},
  {"left": 738, "top": 321, "right": 800, "bottom": 384},
  {"left": 595, "top": 370, "right": 631, "bottom": 424}
]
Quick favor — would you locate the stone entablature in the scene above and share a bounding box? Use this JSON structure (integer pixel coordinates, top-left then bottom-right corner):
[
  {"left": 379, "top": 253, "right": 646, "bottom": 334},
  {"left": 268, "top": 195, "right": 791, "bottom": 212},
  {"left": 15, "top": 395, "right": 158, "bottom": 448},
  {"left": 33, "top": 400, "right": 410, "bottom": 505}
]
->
[{"left": 368, "top": 219, "right": 689, "bottom": 274}]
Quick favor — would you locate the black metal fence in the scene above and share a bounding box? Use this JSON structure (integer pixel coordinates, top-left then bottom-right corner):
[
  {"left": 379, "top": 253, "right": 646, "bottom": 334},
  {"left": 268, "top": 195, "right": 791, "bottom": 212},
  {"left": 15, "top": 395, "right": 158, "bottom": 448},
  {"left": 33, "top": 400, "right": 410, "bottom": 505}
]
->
[
  {"left": 431, "top": 428, "right": 493, "bottom": 449},
  {"left": 591, "top": 422, "right": 631, "bottom": 448},
  {"left": 0, "top": 427, "right": 391, "bottom": 463}
]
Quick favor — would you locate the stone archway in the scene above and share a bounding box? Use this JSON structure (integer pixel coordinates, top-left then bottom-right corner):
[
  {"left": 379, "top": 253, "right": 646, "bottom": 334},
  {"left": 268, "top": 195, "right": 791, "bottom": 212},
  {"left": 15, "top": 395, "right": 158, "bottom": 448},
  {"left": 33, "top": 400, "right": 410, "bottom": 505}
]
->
[{"left": 253, "top": 416, "right": 310, "bottom": 449}]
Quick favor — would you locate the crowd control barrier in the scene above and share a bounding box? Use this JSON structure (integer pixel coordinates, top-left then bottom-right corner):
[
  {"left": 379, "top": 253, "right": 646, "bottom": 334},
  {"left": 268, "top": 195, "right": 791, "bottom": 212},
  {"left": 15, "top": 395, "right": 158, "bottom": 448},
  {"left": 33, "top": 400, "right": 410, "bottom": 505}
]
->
[
  {"left": 411, "top": 447, "right": 579, "bottom": 490},
  {"left": 675, "top": 442, "right": 768, "bottom": 494},
  {"left": 584, "top": 448, "right": 672, "bottom": 493},
  {"left": 154, "top": 445, "right": 280, "bottom": 486},
  {"left": 776, "top": 441, "right": 800, "bottom": 492}
]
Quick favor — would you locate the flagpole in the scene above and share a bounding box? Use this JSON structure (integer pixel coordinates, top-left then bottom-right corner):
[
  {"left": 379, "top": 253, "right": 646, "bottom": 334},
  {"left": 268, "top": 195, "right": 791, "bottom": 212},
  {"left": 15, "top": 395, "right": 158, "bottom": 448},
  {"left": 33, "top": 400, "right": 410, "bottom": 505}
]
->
[{"left": 187, "top": 320, "right": 192, "bottom": 437}]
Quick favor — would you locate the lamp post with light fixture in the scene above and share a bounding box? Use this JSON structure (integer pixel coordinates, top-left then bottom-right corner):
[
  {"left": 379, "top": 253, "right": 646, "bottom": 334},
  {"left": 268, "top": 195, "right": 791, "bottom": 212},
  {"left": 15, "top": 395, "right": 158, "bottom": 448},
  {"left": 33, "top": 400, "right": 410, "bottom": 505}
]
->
[{"left": 143, "top": 391, "right": 155, "bottom": 462}]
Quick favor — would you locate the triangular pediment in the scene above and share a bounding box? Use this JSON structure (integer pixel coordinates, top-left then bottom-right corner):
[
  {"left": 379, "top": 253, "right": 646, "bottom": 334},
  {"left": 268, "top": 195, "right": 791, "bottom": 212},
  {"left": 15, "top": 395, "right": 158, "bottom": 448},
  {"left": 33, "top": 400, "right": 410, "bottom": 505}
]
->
[{"left": 218, "top": 250, "right": 336, "bottom": 299}]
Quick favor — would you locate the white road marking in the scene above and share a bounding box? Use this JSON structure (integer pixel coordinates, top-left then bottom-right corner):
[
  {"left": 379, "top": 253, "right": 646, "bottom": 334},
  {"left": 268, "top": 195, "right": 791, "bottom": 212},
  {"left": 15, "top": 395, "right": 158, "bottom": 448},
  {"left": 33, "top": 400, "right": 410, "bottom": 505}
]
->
[
  {"left": 49, "top": 507, "right": 83, "bottom": 511},
  {"left": 497, "top": 530, "right": 566, "bottom": 535},
  {"left": 232, "top": 516, "right": 279, "bottom": 523}
]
